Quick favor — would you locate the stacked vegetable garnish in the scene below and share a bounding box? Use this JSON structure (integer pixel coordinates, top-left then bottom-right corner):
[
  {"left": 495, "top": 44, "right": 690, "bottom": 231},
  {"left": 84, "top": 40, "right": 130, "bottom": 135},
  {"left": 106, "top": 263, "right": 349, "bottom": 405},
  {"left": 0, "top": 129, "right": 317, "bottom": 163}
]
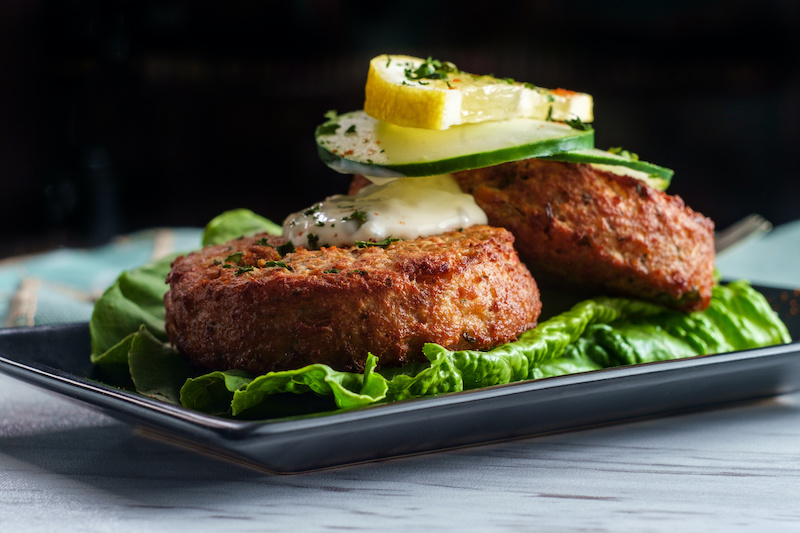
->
[
  {"left": 89, "top": 55, "right": 791, "bottom": 419},
  {"left": 318, "top": 55, "right": 671, "bottom": 188}
]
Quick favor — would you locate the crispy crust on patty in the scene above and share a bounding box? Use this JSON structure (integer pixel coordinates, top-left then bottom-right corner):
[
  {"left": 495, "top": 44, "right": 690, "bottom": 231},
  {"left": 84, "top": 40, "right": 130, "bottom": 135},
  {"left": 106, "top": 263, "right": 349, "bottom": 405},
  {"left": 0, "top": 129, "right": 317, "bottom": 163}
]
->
[
  {"left": 450, "top": 159, "right": 715, "bottom": 311},
  {"left": 164, "top": 225, "right": 541, "bottom": 374}
]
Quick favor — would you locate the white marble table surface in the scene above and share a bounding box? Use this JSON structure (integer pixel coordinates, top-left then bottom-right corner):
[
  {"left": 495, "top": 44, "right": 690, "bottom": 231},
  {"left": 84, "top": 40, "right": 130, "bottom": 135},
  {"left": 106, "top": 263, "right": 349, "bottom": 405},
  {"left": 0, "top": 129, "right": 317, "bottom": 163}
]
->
[{"left": 1, "top": 220, "right": 800, "bottom": 533}]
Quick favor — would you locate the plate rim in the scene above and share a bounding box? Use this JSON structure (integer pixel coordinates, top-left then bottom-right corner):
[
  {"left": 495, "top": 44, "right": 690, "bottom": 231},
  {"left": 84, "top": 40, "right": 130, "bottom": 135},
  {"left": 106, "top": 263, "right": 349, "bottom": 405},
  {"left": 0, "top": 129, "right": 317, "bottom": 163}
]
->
[
  {"left": 0, "top": 281, "right": 797, "bottom": 472},
  {"left": 0, "top": 321, "right": 797, "bottom": 438}
]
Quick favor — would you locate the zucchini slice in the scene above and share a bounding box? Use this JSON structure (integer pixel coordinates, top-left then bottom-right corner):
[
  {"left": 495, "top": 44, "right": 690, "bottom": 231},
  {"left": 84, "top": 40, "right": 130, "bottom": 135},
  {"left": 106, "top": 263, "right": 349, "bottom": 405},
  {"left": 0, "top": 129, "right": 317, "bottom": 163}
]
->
[
  {"left": 543, "top": 148, "right": 674, "bottom": 190},
  {"left": 316, "top": 110, "right": 594, "bottom": 178}
]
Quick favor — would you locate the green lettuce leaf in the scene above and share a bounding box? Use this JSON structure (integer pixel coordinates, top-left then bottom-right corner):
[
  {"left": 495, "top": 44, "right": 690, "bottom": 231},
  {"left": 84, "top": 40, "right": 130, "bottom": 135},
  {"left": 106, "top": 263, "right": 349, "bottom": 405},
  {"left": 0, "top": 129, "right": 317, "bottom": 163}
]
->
[
  {"left": 380, "top": 344, "right": 465, "bottom": 401},
  {"left": 180, "top": 370, "right": 254, "bottom": 416},
  {"left": 128, "top": 325, "right": 195, "bottom": 405},
  {"left": 404, "top": 281, "right": 790, "bottom": 387},
  {"left": 88, "top": 210, "right": 792, "bottom": 420},
  {"left": 229, "top": 353, "right": 389, "bottom": 417},
  {"left": 201, "top": 208, "right": 282, "bottom": 246},
  {"left": 89, "top": 253, "right": 176, "bottom": 360}
]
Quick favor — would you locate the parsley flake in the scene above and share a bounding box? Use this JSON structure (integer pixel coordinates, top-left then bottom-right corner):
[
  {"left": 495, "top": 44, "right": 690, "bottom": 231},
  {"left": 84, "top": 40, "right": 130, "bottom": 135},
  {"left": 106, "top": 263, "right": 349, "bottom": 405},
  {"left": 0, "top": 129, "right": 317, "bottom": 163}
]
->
[
  {"left": 224, "top": 252, "right": 243, "bottom": 265},
  {"left": 342, "top": 209, "right": 368, "bottom": 223},
  {"left": 355, "top": 237, "right": 402, "bottom": 249},
  {"left": 277, "top": 241, "right": 295, "bottom": 256},
  {"left": 565, "top": 117, "right": 592, "bottom": 131},
  {"left": 263, "top": 261, "right": 292, "bottom": 271},
  {"left": 608, "top": 146, "right": 640, "bottom": 161},
  {"left": 304, "top": 203, "right": 322, "bottom": 216},
  {"left": 404, "top": 57, "right": 458, "bottom": 82},
  {"left": 316, "top": 122, "right": 340, "bottom": 136}
]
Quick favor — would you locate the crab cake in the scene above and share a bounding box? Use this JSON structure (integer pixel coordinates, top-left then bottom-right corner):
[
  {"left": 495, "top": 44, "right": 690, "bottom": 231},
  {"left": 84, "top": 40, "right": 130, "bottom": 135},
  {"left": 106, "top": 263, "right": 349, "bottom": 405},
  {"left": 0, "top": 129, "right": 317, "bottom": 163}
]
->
[
  {"left": 451, "top": 159, "right": 715, "bottom": 311},
  {"left": 164, "top": 225, "right": 541, "bottom": 374}
]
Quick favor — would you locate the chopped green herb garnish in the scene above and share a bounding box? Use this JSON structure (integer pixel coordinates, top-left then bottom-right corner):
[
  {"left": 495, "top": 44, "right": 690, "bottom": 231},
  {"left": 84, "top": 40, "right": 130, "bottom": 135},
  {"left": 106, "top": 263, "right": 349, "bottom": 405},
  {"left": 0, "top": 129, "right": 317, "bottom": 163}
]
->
[
  {"left": 224, "top": 252, "right": 243, "bottom": 265},
  {"left": 277, "top": 241, "right": 295, "bottom": 256},
  {"left": 304, "top": 203, "right": 322, "bottom": 216},
  {"left": 404, "top": 56, "right": 458, "bottom": 81},
  {"left": 316, "top": 122, "right": 340, "bottom": 136},
  {"left": 343, "top": 209, "right": 368, "bottom": 223},
  {"left": 565, "top": 117, "right": 592, "bottom": 131},
  {"left": 235, "top": 266, "right": 255, "bottom": 275},
  {"left": 345, "top": 124, "right": 357, "bottom": 135},
  {"left": 307, "top": 233, "right": 320, "bottom": 248},
  {"left": 255, "top": 237, "right": 273, "bottom": 247},
  {"left": 263, "top": 261, "right": 292, "bottom": 271},
  {"left": 355, "top": 237, "right": 402, "bottom": 249},
  {"left": 323, "top": 268, "right": 341, "bottom": 274},
  {"left": 608, "top": 146, "right": 640, "bottom": 161}
]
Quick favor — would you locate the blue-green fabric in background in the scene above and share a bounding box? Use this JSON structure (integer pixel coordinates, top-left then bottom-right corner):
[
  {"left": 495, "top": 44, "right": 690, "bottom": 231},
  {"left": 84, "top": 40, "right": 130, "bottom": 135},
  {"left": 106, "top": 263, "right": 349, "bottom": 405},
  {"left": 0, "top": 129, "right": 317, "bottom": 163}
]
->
[{"left": 0, "top": 228, "right": 202, "bottom": 327}]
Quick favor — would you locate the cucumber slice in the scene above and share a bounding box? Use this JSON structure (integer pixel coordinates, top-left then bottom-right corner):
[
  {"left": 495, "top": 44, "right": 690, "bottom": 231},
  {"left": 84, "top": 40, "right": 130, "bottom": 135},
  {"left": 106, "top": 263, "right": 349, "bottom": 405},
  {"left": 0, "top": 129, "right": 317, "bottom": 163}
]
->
[
  {"left": 316, "top": 110, "right": 594, "bottom": 178},
  {"left": 542, "top": 148, "right": 673, "bottom": 190}
]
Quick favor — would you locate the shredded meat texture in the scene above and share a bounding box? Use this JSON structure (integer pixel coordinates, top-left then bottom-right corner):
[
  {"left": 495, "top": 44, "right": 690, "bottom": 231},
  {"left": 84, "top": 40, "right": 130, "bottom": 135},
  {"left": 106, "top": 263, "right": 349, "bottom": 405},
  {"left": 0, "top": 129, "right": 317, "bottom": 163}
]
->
[
  {"left": 450, "top": 159, "right": 716, "bottom": 311},
  {"left": 164, "top": 225, "right": 541, "bottom": 374}
]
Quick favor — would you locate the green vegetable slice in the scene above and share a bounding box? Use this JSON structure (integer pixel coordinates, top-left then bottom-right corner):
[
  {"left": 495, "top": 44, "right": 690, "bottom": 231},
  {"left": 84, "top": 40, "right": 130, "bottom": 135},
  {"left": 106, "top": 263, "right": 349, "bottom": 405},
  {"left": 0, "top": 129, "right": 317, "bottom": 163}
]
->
[
  {"left": 316, "top": 110, "right": 595, "bottom": 178},
  {"left": 542, "top": 148, "right": 674, "bottom": 190}
]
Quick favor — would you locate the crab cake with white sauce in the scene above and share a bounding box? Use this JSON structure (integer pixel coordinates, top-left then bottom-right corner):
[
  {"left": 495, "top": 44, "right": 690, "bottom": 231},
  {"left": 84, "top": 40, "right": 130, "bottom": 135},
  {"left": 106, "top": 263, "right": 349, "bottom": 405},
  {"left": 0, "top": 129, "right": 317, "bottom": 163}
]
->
[{"left": 164, "top": 225, "right": 541, "bottom": 374}]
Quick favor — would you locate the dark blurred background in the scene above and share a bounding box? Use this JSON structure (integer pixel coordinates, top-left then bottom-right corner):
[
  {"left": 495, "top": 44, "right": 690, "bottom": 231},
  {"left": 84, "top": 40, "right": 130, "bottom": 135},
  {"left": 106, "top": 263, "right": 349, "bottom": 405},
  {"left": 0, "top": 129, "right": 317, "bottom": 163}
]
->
[{"left": 2, "top": 0, "right": 798, "bottom": 258}]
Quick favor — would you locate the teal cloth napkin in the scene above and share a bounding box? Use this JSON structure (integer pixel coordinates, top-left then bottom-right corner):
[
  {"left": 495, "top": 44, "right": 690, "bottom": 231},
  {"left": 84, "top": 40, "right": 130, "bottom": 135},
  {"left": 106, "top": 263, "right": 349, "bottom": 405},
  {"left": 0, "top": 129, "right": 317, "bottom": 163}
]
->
[{"left": 0, "top": 228, "right": 202, "bottom": 327}]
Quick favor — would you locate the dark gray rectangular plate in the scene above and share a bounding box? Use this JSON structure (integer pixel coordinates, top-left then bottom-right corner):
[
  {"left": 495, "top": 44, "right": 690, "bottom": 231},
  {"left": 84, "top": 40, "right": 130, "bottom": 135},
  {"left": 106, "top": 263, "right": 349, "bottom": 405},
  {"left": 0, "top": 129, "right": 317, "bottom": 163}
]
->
[{"left": 1, "top": 285, "right": 799, "bottom": 474}]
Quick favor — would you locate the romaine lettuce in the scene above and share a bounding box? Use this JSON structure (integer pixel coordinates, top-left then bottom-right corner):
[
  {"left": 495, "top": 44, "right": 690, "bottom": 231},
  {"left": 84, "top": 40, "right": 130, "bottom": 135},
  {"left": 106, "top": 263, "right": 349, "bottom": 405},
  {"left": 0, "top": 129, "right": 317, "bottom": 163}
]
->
[{"left": 89, "top": 209, "right": 792, "bottom": 419}]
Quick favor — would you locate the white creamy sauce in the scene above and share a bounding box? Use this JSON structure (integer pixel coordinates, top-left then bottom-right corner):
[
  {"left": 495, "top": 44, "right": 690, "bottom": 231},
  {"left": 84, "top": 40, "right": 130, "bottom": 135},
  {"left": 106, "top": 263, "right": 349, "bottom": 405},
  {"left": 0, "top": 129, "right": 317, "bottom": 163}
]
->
[{"left": 282, "top": 174, "right": 488, "bottom": 248}]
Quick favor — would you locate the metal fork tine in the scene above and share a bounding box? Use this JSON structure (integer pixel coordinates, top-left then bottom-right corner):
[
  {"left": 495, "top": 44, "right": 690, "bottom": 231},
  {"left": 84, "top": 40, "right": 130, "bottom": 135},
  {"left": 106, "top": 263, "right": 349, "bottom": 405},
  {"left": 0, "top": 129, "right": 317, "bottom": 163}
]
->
[{"left": 715, "top": 213, "right": 772, "bottom": 254}]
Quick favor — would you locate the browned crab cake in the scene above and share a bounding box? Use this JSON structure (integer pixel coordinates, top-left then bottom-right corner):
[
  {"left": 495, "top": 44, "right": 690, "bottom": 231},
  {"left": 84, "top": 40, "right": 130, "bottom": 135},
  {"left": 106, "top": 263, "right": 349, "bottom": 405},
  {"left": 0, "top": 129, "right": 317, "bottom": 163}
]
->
[{"left": 164, "top": 225, "right": 542, "bottom": 374}]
